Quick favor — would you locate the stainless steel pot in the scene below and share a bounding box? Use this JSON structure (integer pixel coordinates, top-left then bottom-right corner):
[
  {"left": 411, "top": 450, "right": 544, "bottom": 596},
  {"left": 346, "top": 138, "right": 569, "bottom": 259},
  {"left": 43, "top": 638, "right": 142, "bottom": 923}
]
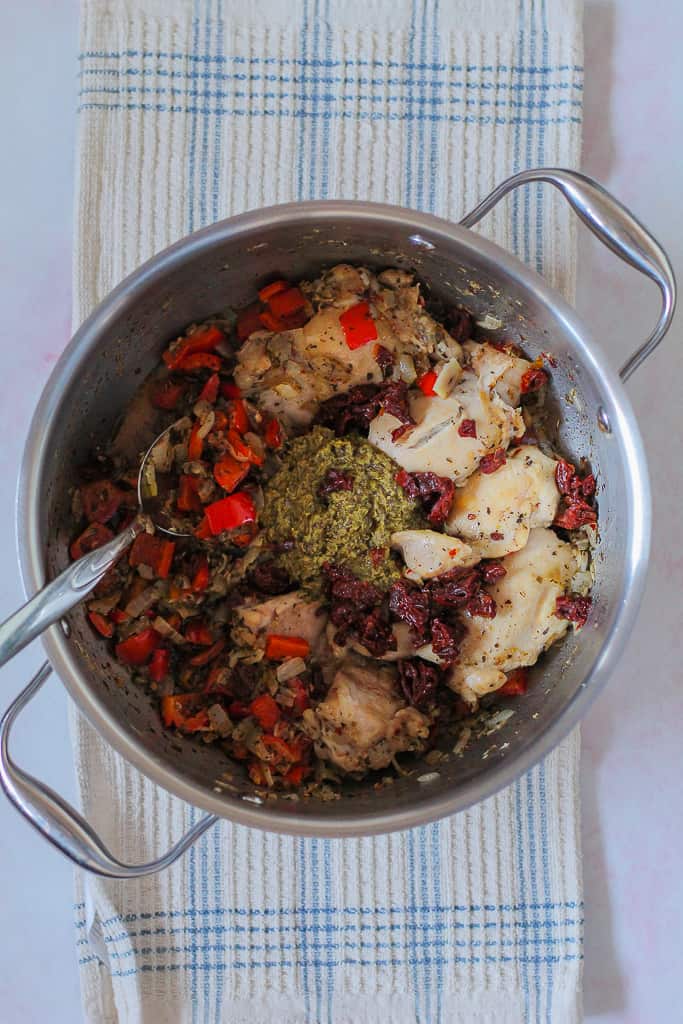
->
[{"left": 3, "top": 168, "right": 675, "bottom": 878}]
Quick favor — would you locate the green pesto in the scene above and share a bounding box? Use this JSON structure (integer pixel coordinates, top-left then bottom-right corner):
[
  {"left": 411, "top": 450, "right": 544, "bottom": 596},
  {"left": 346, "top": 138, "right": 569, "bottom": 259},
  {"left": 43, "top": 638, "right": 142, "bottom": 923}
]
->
[{"left": 261, "top": 426, "right": 422, "bottom": 592}]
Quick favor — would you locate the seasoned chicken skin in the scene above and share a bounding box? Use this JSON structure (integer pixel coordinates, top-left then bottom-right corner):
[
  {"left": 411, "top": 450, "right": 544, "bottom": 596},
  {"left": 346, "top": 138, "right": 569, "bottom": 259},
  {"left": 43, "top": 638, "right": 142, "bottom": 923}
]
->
[
  {"left": 448, "top": 528, "right": 583, "bottom": 705},
  {"left": 464, "top": 340, "right": 535, "bottom": 407},
  {"left": 307, "top": 658, "right": 430, "bottom": 773},
  {"left": 232, "top": 591, "right": 327, "bottom": 654},
  {"left": 234, "top": 265, "right": 461, "bottom": 426},
  {"left": 445, "top": 445, "right": 560, "bottom": 558},
  {"left": 368, "top": 374, "right": 524, "bottom": 482}
]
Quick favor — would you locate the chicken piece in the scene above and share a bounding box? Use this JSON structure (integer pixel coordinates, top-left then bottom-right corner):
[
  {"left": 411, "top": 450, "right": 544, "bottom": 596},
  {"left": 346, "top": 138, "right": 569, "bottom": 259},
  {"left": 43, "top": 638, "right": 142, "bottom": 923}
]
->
[
  {"left": 448, "top": 528, "right": 583, "bottom": 706},
  {"left": 235, "top": 266, "right": 462, "bottom": 425},
  {"left": 232, "top": 591, "right": 327, "bottom": 655},
  {"left": 464, "top": 340, "right": 535, "bottom": 407},
  {"left": 368, "top": 374, "right": 524, "bottom": 482},
  {"left": 391, "top": 529, "right": 478, "bottom": 582},
  {"left": 445, "top": 445, "right": 560, "bottom": 558},
  {"left": 307, "top": 658, "right": 430, "bottom": 773}
]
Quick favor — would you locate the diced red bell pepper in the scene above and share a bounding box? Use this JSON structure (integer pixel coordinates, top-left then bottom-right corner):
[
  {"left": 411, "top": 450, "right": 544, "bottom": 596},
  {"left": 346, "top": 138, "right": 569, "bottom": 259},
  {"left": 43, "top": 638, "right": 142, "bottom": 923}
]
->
[
  {"left": 228, "top": 700, "right": 251, "bottom": 720},
  {"left": 160, "top": 693, "right": 210, "bottom": 732},
  {"left": 264, "top": 417, "right": 283, "bottom": 449},
  {"left": 194, "top": 516, "right": 213, "bottom": 540},
  {"left": 191, "top": 556, "right": 210, "bottom": 592},
  {"left": 258, "top": 309, "right": 283, "bottom": 333},
  {"left": 189, "top": 638, "right": 226, "bottom": 667},
  {"left": 258, "top": 279, "right": 289, "bottom": 303},
  {"left": 129, "top": 534, "right": 176, "bottom": 579},
  {"left": 339, "top": 301, "right": 378, "bottom": 350},
  {"left": 88, "top": 611, "right": 114, "bottom": 638},
  {"left": 69, "top": 523, "right": 114, "bottom": 561},
  {"left": 236, "top": 304, "right": 265, "bottom": 342},
  {"left": 162, "top": 325, "right": 224, "bottom": 370},
  {"left": 283, "top": 764, "right": 310, "bottom": 786},
  {"left": 185, "top": 620, "right": 214, "bottom": 646},
  {"left": 177, "top": 475, "right": 202, "bottom": 513},
  {"left": 212, "top": 410, "right": 229, "bottom": 432},
  {"left": 150, "top": 377, "right": 185, "bottom": 410},
  {"left": 204, "top": 492, "right": 257, "bottom": 535},
  {"left": 266, "top": 286, "right": 306, "bottom": 320},
  {"left": 116, "top": 627, "right": 161, "bottom": 666},
  {"left": 498, "top": 668, "right": 529, "bottom": 697},
  {"left": 213, "top": 454, "right": 250, "bottom": 494},
  {"left": 198, "top": 372, "right": 220, "bottom": 404},
  {"left": 264, "top": 634, "right": 310, "bottom": 661},
  {"left": 225, "top": 428, "right": 263, "bottom": 466},
  {"left": 188, "top": 421, "right": 204, "bottom": 461},
  {"left": 80, "top": 480, "right": 124, "bottom": 524},
  {"left": 416, "top": 370, "right": 438, "bottom": 397},
  {"left": 249, "top": 694, "right": 281, "bottom": 730},
  {"left": 221, "top": 381, "right": 242, "bottom": 399},
  {"left": 261, "top": 734, "right": 297, "bottom": 764},
  {"left": 289, "top": 677, "right": 309, "bottom": 716},
  {"left": 110, "top": 607, "right": 129, "bottom": 624},
  {"left": 226, "top": 398, "right": 250, "bottom": 435},
  {"left": 149, "top": 647, "right": 170, "bottom": 682},
  {"left": 175, "top": 352, "right": 222, "bottom": 373}
]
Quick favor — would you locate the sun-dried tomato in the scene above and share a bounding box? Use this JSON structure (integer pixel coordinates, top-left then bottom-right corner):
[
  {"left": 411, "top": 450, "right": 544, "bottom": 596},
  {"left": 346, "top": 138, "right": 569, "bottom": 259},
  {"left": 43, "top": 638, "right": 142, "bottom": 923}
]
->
[
  {"left": 480, "top": 561, "right": 507, "bottom": 584},
  {"left": 249, "top": 560, "right": 293, "bottom": 595},
  {"left": 373, "top": 344, "right": 395, "bottom": 377},
  {"left": 395, "top": 470, "right": 454, "bottom": 525},
  {"left": 318, "top": 468, "right": 354, "bottom": 498},
  {"left": 315, "top": 383, "right": 382, "bottom": 435},
  {"left": 520, "top": 367, "right": 549, "bottom": 393},
  {"left": 427, "top": 568, "right": 481, "bottom": 609},
  {"left": 555, "top": 594, "right": 591, "bottom": 629},
  {"left": 466, "top": 590, "right": 497, "bottom": 618},
  {"left": 554, "top": 502, "right": 597, "bottom": 530},
  {"left": 355, "top": 607, "right": 397, "bottom": 658},
  {"left": 397, "top": 659, "right": 442, "bottom": 708},
  {"left": 429, "top": 618, "right": 462, "bottom": 665},
  {"left": 323, "top": 564, "right": 394, "bottom": 655},
  {"left": 458, "top": 418, "right": 477, "bottom": 438},
  {"left": 479, "top": 448, "right": 507, "bottom": 474},
  {"left": 388, "top": 579, "right": 431, "bottom": 645}
]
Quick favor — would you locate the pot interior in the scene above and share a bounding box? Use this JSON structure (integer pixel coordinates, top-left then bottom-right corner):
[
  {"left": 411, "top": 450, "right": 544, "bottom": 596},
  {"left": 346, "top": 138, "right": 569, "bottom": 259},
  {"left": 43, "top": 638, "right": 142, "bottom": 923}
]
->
[{"left": 24, "top": 205, "right": 644, "bottom": 831}]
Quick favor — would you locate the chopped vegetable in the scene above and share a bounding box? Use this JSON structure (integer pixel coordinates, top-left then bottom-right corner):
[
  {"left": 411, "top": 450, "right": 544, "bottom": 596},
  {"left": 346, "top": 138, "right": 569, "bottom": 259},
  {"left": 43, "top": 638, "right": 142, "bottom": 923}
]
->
[
  {"left": 129, "top": 534, "right": 175, "bottom": 579},
  {"left": 213, "top": 454, "right": 250, "bottom": 493},
  {"left": 151, "top": 378, "right": 186, "bottom": 410},
  {"left": 498, "top": 668, "right": 529, "bottom": 696},
  {"left": 520, "top": 366, "right": 549, "bottom": 394},
  {"left": 177, "top": 475, "right": 202, "bottom": 513},
  {"left": 249, "top": 694, "right": 281, "bottom": 730},
  {"left": 162, "top": 325, "right": 224, "bottom": 371},
  {"left": 191, "top": 556, "right": 210, "bottom": 592},
  {"left": 175, "top": 352, "right": 222, "bottom": 373},
  {"left": 236, "top": 304, "right": 264, "bottom": 342},
  {"left": 204, "top": 491, "right": 257, "bottom": 535},
  {"left": 189, "top": 638, "right": 226, "bottom": 666},
  {"left": 87, "top": 610, "right": 114, "bottom": 638},
  {"left": 339, "top": 301, "right": 378, "bottom": 350},
  {"left": 198, "top": 373, "right": 220, "bottom": 404},
  {"left": 115, "top": 627, "right": 161, "bottom": 666},
  {"left": 264, "top": 634, "right": 311, "bottom": 661},
  {"left": 267, "top": 286, "right": 306, "bottom": 321},
  {"left": 221, "top": 382, "right": 242, "bottom": 399},
  {"left": 185, "top": 621, "right": 214, "bottom": 646},
  {"left": 80, "top": 480, "right": 124, "bottom": 524},
  {"left": 258, "top": 279, "right": 289, "bottom": 303},
  {"left": 264, "top": 417, "right": 283, "bottom": 449},
  {"left": 69, "top": 523, "right": 114, "bottom": 561},
  {"left": 188, "top": 421, "right": 204, "bottom": 460},
  {"left": 149, "top": 647, "right": 170, "bottom": 682},
  {"left": 416, "top": 370, "right": 437, "bottom": 396},
  {"left": 458, "top": 418, "right": 477, "bottom": 438},
  {"left": 227, "top": 398, "right": 250, "bottom": 435},
  {"left": 161, "top": 693, "right": 210, "bottom": 732},
  {"left": 479, "top": 448, "right": 507, "bottom": 474}
]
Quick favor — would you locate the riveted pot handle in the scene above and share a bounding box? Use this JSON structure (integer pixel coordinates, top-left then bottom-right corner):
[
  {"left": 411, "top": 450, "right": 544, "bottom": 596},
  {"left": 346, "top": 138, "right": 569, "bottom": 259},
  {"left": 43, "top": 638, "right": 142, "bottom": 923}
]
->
[
  {"left": 460, "top": 167, "right": 676, "bottom": 382},
  {"left": 0, "top": 662, "right": 217, "bottom": 877}
]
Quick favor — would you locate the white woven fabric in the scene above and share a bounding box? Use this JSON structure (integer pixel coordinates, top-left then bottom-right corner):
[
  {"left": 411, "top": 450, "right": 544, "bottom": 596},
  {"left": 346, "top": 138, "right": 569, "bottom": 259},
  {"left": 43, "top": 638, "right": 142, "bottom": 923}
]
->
[{"left": 72, "top": 2, "right": 585, "bottom": 1021}]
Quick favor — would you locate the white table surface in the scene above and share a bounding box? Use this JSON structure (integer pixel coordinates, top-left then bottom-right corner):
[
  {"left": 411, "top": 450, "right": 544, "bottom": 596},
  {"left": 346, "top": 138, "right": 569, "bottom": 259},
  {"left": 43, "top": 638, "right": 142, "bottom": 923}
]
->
[{"left": 1, "top": 2, "right": 681, "bottom": 1021}]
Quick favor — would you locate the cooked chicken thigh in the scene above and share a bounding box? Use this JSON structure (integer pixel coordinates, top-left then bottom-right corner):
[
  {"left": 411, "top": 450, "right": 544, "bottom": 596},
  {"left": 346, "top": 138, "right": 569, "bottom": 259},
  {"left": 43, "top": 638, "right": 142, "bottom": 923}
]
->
[
  {"left": 308, "top": 657, "right": 430, "bottom": 773},
  {"left": 448, "top": 528, "right": 583, "bottom": 706},
  {"left": 445, "top": 445, "right": 560, "bottom": 558},
  {"left": 232, "top": 591, "right": 327, "bottom": 654}
]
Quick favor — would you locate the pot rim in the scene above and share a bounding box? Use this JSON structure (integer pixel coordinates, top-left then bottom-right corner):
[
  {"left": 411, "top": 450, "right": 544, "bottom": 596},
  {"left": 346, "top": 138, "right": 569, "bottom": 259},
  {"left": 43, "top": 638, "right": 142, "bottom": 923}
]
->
[{"left": 16, "top": 199, "right": 651, "bottom": 837}]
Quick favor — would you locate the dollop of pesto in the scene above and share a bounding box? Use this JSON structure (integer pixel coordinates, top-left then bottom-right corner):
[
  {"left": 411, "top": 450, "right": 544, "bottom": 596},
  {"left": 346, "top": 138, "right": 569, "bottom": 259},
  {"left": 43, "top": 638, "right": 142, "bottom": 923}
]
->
[{"left": 261, "top": 426, "right": 422, "bottom": 592}]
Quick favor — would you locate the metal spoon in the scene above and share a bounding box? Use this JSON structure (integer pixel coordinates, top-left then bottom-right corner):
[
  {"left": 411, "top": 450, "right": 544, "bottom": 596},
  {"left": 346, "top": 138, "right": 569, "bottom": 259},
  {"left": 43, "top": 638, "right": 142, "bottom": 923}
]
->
[{"left": 0, "top": 423, "right": 193, "bottom": 669}]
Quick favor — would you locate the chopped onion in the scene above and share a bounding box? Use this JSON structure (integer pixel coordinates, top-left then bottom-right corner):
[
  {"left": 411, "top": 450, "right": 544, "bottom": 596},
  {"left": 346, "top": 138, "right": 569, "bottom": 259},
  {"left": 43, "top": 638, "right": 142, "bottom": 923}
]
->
[
  {"left": 150, "top": 433, "right": 174, "bottom": 473},
  {"left": 197, "top": 410, "right": 216, "bottom": 440},
  {"left": 476, "top": 314, "right": 503, "bottom": 331},
  {"left": 124, "top": 583, "right": 162, "bottom": 618},
  {"left": 276, "top": 657, "right": 306, "bottom": 683},
  {"left": 87, "top": 590, "right": 123, "bottom": 615},
  {"left": 396, "top": 351, "right": 417, "bottom": 384},
  {"left": 152, "top": 615, "right": 186, "bottom": 644},
  {"left": 208, "top": 704, "right": 233, "bottom": 737},
  {"left": 432, "top": 358, "right": 462, "bottom": 398}
]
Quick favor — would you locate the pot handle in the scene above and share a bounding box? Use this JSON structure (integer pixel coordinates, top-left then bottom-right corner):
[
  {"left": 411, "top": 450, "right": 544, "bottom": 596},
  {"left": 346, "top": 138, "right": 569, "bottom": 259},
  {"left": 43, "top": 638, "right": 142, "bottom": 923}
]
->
[
  {"left": 460, "top": 167, "right": 676, "bottom": 382},
  {"left": 0, "top": 661, "right": 218, "bottom": 877}
]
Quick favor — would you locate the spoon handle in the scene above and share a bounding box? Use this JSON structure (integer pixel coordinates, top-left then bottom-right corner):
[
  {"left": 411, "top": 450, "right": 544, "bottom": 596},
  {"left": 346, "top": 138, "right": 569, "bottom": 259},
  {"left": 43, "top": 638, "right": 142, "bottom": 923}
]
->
[{"left": 0, "top": 520, "right": 143, "bottom": 670}]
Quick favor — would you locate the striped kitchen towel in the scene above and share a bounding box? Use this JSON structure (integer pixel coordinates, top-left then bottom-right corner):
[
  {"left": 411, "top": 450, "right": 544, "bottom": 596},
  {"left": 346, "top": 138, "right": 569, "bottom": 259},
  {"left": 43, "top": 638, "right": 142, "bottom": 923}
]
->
[{"left": 72, "top": 1, "right": 585, "bottom": 1021}]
